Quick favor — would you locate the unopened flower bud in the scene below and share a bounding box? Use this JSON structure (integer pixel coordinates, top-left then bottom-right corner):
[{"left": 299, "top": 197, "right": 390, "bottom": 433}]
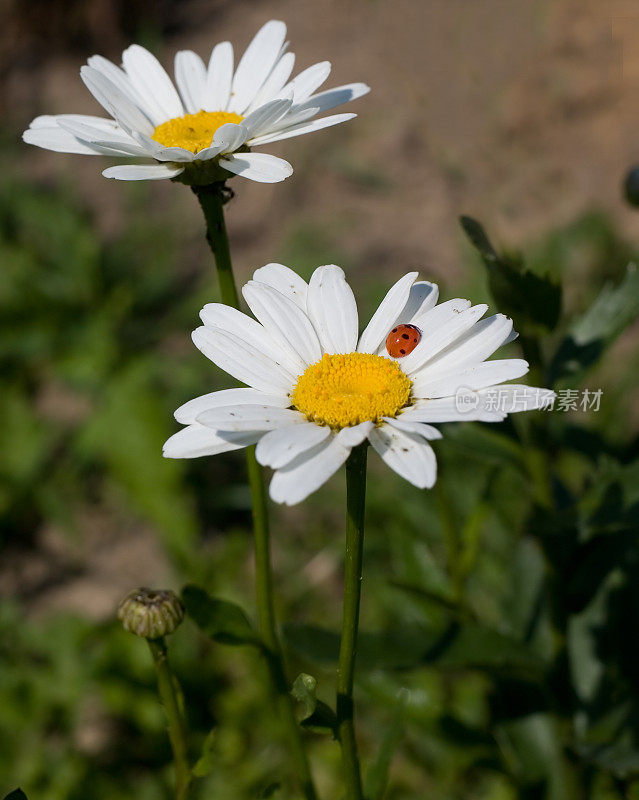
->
[{"left": 117, "top": 588, "right": 184, "bottom": 639}]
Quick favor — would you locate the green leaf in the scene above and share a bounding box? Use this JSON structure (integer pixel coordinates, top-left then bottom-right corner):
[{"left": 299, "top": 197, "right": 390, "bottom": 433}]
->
[
  {"left": 3, "top": 791, "right": 28, "bottom": 800},
  {"left": 390, "top": 581, "right": 470, "bottom": 619},
  {"left": 460, "top": 215, "right": 562, "bottom": 333},
  {"left": 291, "top": 673, "right": 319, "bottom": 718},
  {"left": 285, "top": 621, "right": 543, "bottom": 677},
  {"left": 291, "top": 673, "right": 337, "bottom": 734},
  {"left": 550, "top": 264, "right": 639, "bottom": 383},
  {"left": 192, "top": 729, "right": 216, "bottom": 778},
  {"left": 423, "top": 622, "right": 545, "bottom": 676},
  {"left": 181, "top": 585, "right": 260, "bottom": 646}
]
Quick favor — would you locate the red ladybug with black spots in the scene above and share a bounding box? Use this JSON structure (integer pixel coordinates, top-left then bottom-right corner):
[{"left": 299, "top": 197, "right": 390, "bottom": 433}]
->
[{"left": 385, "top": 324, "right": 421, "bottom": 358}]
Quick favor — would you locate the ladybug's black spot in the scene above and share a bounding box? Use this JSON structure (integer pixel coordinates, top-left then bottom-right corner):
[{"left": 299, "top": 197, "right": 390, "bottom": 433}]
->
[
  {"left": 400, "top": 348, "right": 406, "bottom": 354},
  {"left": 401, "top": 333, "right": 409, "bottom": 340},
  {"left": 392, "top": 327, "right": 398, "bottom": 333}
]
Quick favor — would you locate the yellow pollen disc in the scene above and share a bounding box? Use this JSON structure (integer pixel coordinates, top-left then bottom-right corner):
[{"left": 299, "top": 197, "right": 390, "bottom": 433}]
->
[
  {"left": 151, "top": 110, "right": 244, "bottom": 153},
  {"left": 292, "top": 353, "right": 412, "bottom": 429}
]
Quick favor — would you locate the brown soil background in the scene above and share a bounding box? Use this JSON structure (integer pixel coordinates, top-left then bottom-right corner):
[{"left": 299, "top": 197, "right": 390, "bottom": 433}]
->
[{"left": 3, "top": 0, "right": 639, "bottom": 615}]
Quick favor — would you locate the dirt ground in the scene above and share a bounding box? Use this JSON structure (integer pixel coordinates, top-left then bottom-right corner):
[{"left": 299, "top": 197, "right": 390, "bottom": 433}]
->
[{"left": 3, "top": 0, "right": 639, "bottom": 616}]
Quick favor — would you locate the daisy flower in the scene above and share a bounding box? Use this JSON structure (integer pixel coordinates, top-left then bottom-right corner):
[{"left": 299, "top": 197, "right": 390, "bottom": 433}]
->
[
  {"left": 164, "top": 263, "right": 555, "bottom": 505},
  {"left": 22, "top": 20, "right": 369, "bottom": 185}
]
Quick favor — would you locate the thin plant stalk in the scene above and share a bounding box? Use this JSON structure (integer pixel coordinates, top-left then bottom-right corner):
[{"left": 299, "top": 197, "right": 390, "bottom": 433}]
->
[
  {"left": 147, "top": 637, "right": 192, "bottom": 800},
  {"left": 336, "top": 442, "right": 368, "bottom": 800},
  {"left": 192, "top": 183, "right": 318, "bottom": 800}
]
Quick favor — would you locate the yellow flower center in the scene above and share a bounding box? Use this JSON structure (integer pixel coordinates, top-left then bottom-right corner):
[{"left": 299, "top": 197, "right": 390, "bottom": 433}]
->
[
  {"left": 292, "top": 353, "right": 412, "bottom": 428},
  {"left": 151, "top": 110, "right": 244, "bottom": 153}
]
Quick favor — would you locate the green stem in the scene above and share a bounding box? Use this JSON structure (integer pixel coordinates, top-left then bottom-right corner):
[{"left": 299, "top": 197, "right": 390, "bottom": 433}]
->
[
  {"left": 193, "top": 184, "right": 240, "bottom": 308},
  {"left": 246, "top": 446, "right": 318, "bottom": 800},
  {"left": 337, "top": 443, "right": 367, "bottom": 800},
  {"left": 148, "top": 638, "right": 191, "bottom": 800},
  {"left": 193, "top": 183, "right": 318, "bottom": 800}
]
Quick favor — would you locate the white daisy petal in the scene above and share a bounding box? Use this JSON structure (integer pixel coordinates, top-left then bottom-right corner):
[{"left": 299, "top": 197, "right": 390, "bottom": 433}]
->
[
  {"left": 400, "top": 304, "right": 488, "bottom": 375},
  {"left": 87, "top": 55, "right": 160, "bottom": 125},
  {"left": 269, "top": 432, "right": 350, "bottom": 505},
  {"left": 131, "top": 135, "right": 194, "bottom": 161},
  {"left": 242, "top": 97, "right": 293, "bottom": 139},
  {"left": 175, "top": 388, "right": 290, "bottom": 424},
  {"left": 383, "top": 417, "right": 442, "bottom": 440},
  {"left": 403, "top": 385, "right": 555, "bottom": 425},
  {"left": 283, "top": 61, "right": 331, "bottom": 104},
  {"left": 397, "top": 281, "right": 440, "bottom": 325},
  {"left": 219, "top": 152, "right": 293, "bottom": 183},
  {"left": 29, "top": 114, "right": 118, "bottom": 132},
  {"left": 338, "top": 421, "right": 374, "bottom": 447},
  {"left": 245, "top": 51, "right": 296, "bottom": 112},
  {"left": 163, "top": 423, "right": 259, "bottom": 458},
  {"left": 56, "top": 118, "right": 148, "bottom": 156},
  {"left": 202, "top": 42, "right": 234, "bottom": 111},
  {"left": 252, "top": 263, "right": 309, "bottom": 310},
  {"left": 199, "top": 303, "right": 301, "bottom": 378},
  {"left": 174, "top": 50, "right": 207, "bottom": 114},
  {"left": 192, "top": 326, "right": 295, "bottom": 395},
  {"left": 400, "top": 397, "right": 506, "bottom": 424},
  {"left": 358, "top": 272, "right": 418, "bottom": 354},
  {"left": 412, "top": 358, "right": 529, "bottom": 399},
  {"left": 84, "top": 138, "right": 151, "bottom": 157},
  {"left": 256, "top": 422, "right": 331, "bottom": 468},
  {"left": 102, "top": 164, "right": 184, "bottom": 180},
  {"left": 212, "top": 122, "right": 249, "bottom": 153},
  {"left": 122, "top": 44, "right": 184, "bottom": 120},
  {"left": 261, "top": 105, "right": 320, "bottom": 135},
  {"left": 369, "top": 425, "right": 437, "bottom": 489},
  {"left": 420, "top": 314, "right": 515, "bottom": 375},
  {"left": 503, "top": 329, "right": 519, "bottom": 346},
  {"left": 476, "top": 384, "right": 557, "bottom": 412},
  {"left": 375, "top": 281, "right": 440, "bottom": 356},
  {"left": 386, "top": 298, "right": 471, "bottom": 362},
  {"left": 192, "top": 144, "right": 225, "bottom": 161},
  {"left": 80, "top": 66, "right": 155, "bottom": 136},
  {"left": 293, "top": 82, "right": 370, "bottom": 115},
  {"left": 22, "top": 127, "right": 112, "bottom": 155},
  {"left": 196, "top": 404, "right": 304, "bottom": 432},
  {"left": 229, "top": 20, "right": 287, "bottom": 113},
  {"left": 247, "top": 113, "right": 356, "bottom": 145},
  {"left": 307, "top": 265, "right": 358, "bottom": 354},
  {"left": 242, "top": 280, "right": 322, "bottom": 367}
]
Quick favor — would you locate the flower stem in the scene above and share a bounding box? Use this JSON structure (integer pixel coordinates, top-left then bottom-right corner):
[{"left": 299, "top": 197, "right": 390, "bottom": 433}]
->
[
  {"left": 193, "top": 183, "right": 318, "bottom": 800},
  {"left": 147, "top": 637, "right": 191, "bottom": 800},
  {"left": 337, "top": 443, "right": 368, "bottom": 800},
  {"left": 193, "top": 184, "right": 240, "bottom": 308}
]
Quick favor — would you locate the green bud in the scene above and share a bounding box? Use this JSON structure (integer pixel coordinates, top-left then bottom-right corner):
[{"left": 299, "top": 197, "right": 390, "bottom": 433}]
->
[{"left": 117, "top": 588, "right": 184, "bottom": 639}]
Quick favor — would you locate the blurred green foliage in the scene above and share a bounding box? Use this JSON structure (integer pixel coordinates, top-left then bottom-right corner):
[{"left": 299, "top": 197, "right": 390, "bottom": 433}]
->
[{"left": 1, "top": 174, "right": 639, "bottom": 800}]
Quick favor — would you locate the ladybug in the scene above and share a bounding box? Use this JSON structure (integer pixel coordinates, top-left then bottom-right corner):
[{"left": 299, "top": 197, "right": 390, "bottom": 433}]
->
[{"left": 386, "top": 324, "right": 422, "bottom": 358}]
